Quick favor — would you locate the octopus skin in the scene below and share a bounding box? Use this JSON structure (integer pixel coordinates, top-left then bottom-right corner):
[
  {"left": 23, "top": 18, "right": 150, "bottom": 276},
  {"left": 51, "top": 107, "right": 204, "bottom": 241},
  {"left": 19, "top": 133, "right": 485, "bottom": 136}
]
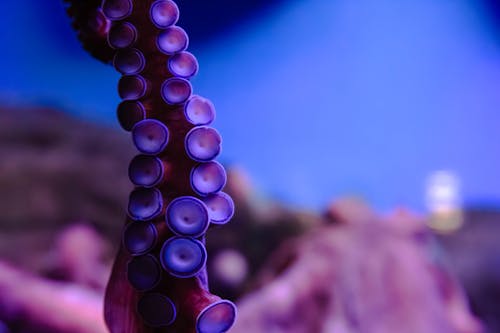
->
[{"left": 64, "top": 1, "right": 237, "bottom": 332}]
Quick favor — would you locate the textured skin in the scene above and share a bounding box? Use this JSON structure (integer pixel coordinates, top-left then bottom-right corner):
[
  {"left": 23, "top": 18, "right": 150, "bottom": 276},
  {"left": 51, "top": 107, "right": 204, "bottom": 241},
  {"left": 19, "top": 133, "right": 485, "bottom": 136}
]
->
[
  {"left": 65, "top": 1, "right": 236, "bottom": 332},
  {"left": 63, "top": 0, "right": 114, "bottom": 63}
]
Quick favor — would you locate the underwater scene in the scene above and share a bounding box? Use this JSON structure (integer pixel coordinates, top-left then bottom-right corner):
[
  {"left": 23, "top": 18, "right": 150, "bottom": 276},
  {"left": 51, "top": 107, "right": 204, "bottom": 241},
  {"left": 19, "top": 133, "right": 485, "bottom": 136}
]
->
[{"left": 0, "top": 0, "right": 500, "bottom": 332}]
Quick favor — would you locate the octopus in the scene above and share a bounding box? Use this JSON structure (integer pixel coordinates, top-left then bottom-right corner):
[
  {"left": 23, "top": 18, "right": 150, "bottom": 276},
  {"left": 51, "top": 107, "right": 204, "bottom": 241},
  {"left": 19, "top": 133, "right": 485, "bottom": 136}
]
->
[{"left": 64, "top": 0, "right": 237, "bottom": 332}]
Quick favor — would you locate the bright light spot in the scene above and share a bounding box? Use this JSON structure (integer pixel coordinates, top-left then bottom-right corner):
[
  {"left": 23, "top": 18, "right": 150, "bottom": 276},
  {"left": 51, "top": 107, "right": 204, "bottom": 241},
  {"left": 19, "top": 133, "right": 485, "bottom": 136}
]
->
[
  {"left": 212, "top": 249, "right": 248, "bottom": 287},
  {"left": 425, "top": 170, "right": 464, "bottom": 233}
]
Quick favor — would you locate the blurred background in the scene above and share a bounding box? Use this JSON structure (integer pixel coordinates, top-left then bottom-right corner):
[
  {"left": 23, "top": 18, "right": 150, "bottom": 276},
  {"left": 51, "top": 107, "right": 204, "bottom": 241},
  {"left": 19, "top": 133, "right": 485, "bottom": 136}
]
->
[{"left": 0, "top": 0, "right": 499, "bottom": 332}]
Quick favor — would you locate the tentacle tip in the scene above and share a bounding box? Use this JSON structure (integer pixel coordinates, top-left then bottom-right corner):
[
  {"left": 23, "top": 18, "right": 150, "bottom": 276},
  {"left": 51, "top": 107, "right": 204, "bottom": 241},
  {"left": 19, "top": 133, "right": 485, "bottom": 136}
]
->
[{"left": 196, "top": 300, "right": 237, "bottom": 333}]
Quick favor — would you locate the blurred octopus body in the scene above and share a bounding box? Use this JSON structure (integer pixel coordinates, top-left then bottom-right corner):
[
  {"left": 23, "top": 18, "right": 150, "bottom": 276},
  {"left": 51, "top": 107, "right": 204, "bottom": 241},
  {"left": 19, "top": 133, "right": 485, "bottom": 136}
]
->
[{"left": 64, "top": 0, "right": 237, "bottom": 332}]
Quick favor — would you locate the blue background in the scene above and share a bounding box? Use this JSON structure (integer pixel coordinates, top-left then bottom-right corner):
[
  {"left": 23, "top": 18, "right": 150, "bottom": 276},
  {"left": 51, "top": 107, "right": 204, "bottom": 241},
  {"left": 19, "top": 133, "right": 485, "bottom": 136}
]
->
[{"left": 1, "top": 0, "right": 500, "bottom": 212}]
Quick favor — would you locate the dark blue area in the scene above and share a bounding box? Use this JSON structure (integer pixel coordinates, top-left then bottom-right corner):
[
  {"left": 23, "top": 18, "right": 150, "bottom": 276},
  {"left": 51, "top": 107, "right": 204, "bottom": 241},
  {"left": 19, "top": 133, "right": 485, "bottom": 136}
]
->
[
  {"left": 484, "top": 0, "right": 500, "bottom": 24},
  {"left": 1, "top": 0, "right": 500, "bottom": 212},
  {"left": 30, "top": 0, "right": 287, "bottom": 57},
  {"left": 174, "top": 0, "right": 286, "bottom": 45}
]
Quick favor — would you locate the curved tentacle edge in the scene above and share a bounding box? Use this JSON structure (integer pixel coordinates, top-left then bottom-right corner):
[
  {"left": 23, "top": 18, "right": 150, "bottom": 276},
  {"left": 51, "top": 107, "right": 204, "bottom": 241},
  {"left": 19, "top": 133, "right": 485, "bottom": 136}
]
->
[{"left": 65, "top": 0, "right": 237, "bottom": 332}]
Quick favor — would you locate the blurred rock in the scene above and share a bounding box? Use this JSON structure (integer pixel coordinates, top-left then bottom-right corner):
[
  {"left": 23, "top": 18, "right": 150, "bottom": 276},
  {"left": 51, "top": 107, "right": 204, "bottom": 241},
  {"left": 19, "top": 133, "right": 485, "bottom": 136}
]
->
[
  {"left": 437, "top": 208, "right": 500, "bottom": 333},
  {"left": 324, "top": 196, "right": 377, "bottom": 225},
  {"left": 0, "top": 261, "right": 107, "bottom": 333},
  {"left": 233, "top": 210, "right": 482, "bottom": 333},
  {"left": 47, "top": 224, "right": 112, "bottom": 290},
  {"left": 0, "top": 223, "right": 113, "bottom": 289},
  {"left": 0, "top": 106, "right": 134, "bottom": 240}
]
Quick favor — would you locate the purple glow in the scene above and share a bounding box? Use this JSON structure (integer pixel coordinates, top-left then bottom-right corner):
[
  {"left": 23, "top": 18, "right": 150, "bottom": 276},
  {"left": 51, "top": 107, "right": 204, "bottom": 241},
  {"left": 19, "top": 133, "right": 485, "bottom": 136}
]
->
[
  {"left": 108, "top": 22, "right": 137, "bottom": 49},
  {"left": 202, "top": 192, "right": 234, "bottom": 225},
  {"left": 168, "top": 51, "right": 198, "bottom": 78},
  {"left": 102, "top": 0, "right": 132, "bottom": 20},
  {"left": 132, "top": 119, "right": 170, "bottom": 155},
  {"left": 196, "top": 300, "right": 237, "bottom": 333},
  {"left": 118, "top": 75, "right": 147, "bottom": 100},
  {"left": 185, "top": 127, "right": 221, "bottom": 162},
  {"left": 161, "top": 78, "right": 192, "bottom": 105},
  {"left": 137, "top": 293, "right": 176, "bottom": 327},
  {"left": 122, "top": 221, "right": 157, "bottom": 255},
  {"left": 116, "top": 100, "right": 145, "bottom": 131},
  {"left": 184, "top": 96, "right": 215, "bottom": 125},
  {"left": 150, "top": 0, "right": 179, "bottom": 28},
  {"left": 126, "top": 254, "right": 162, "bottom": 291},
  {"left": 156, "top": 26, "right": 188, "bottom": 55},
  {"left": 160, "top": 236, "right": 207, "bottom": 278},
  {"left": 87, "top": 8, "right": 109, "bottom": 36},
  {"left": 166, "top": 196, "right": 209, "bottom": 237},
  {"left": 191, "top": 162, "right": 227, "bottom": 196},
  {"left": 127, "top": 187, "right": 163, "bottom": 221},
  {"left": 129, "top": 155, "right": 164, "bottom": 187}
]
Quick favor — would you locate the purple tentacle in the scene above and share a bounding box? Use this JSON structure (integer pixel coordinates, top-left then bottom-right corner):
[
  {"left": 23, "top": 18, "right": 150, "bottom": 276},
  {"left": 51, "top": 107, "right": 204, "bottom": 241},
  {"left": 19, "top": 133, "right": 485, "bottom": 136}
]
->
[
  {"left": 127, "top": 187, "right": 163, "bottom": 221},
  {"left": 118, "top": 75, "right": 147, "bottom": 100},
  {"left": 185, "top": 127, "right": 222, "bottom": 162},
  {"left": 184, "top": 96, "right": 216, "bottom": 126},
  {"left": 202, "top": 192, "right": 235, "bottom": 225},
  {"left": 196, "top": 300, "right": 237, "bottom": 333},
  {"left": 161, "top": 77, "right": 192, "bottom": 105},
  {"left": 191, "top": 161, "right": 227, "bottom": 196},
  {"left": 150, "top": 0, "right": 179, "bottom": 28},
  {"left": 113, "top": 48, "right": 145, "bottom": 74},
  {"left": 168, "top": 51, "right": 199, "bottom": 78},
  {"left": 166, "top": 196, "right": 210, "bottom": 237},
  {"left": 157, "top": 26, "right": 189, "bottom": 55},
  {"left": 128, "top": 154, "right": 164, "bottom": 187},
  {"left": 160, "top": 237, "right": 207, "bottom": 278},
  {"left": 108, "top": 21, "right": 137, "bottom": 49},
  {"left": 126, "top": 254, "right": 162, "bottom": 291},
  {"left": 137, "top": 293, "right": 177, "bottom": 327},
  {"left": 122, "top": 221, "right": 158, "bottom": 255},
  {"left": 116, "top": 100, "right": 145, "bottom": 131},
  {"left": 101, "top": 0, "right": 133, "bottom": 21},
  {"left": 66, "top": 0, "right": 239, "bottom": 331},
  {"left": 132, "top": 119, "right": 170, "bottom": 155}
]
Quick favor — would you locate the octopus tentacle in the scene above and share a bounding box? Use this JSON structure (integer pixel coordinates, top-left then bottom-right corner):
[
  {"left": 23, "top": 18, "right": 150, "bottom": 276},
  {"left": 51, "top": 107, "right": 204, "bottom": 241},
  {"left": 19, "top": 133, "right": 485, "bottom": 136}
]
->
[
  {"left": 63, "top": 0, "right": 114, "bottom": 63},
  {"left": 65, "top": 0, "right": 237, "bottom": 332}
]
